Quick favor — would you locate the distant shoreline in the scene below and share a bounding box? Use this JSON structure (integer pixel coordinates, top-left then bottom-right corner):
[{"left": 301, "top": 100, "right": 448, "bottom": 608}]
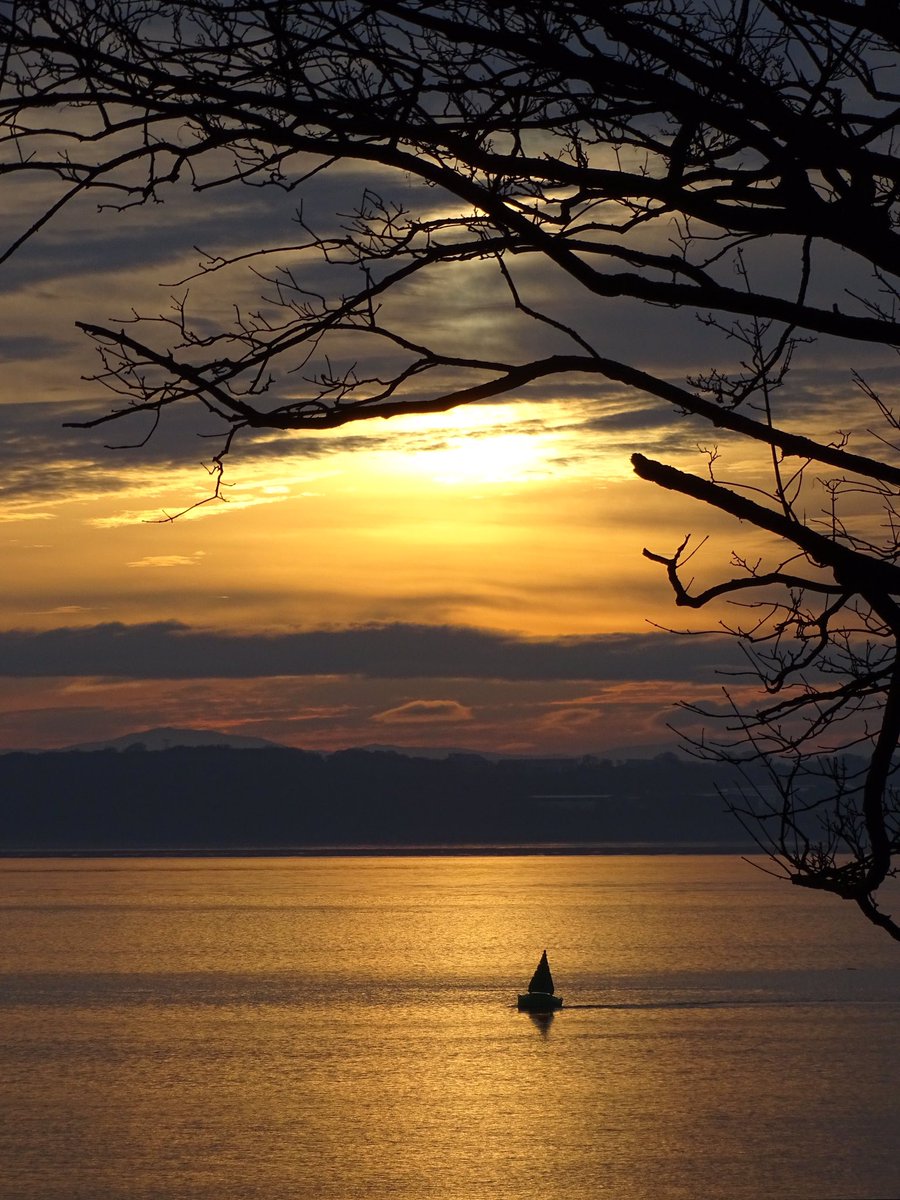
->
[
  {"left": 0, "top": 842, "right": 754, "bottom": 859},
  {"left": 0, "top": 744, "right": 765, "bottom": 851}
]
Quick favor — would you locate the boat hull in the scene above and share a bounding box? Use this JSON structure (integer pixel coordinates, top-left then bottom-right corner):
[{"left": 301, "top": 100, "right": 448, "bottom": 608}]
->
[{"left": 517, "top": 991, "right": 563, "bottom": 1012}]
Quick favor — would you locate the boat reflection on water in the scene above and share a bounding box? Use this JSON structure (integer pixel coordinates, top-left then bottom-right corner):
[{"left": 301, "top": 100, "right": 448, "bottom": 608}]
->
[
  {"left": 516, "top": 949, "right": 563, "bottom": 1013},
  {"left": 526, "top": 1009, "right": 555, "bottom": 1037}
]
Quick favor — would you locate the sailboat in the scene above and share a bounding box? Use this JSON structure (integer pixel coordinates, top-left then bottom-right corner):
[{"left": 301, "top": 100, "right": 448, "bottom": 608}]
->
[{"left": 517, "top": 949, "right": 563, "bottom": 1011}]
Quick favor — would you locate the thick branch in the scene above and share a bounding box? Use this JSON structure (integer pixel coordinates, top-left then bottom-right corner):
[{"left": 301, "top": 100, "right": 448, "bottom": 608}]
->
[
  {"left": 70, "top": 329, "right": 900, "bottom": 493},
  {"left": 632, "top": 453, "right": 900, "bottom": 599}
]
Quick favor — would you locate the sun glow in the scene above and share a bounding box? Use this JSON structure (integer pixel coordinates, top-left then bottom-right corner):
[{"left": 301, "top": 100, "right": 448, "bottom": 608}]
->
[
  {"left": 415, "top": 431, "right": 547, "bottom": 484},
  {"left": 375, "top": 402, "right": 564, "bottom": 486}
]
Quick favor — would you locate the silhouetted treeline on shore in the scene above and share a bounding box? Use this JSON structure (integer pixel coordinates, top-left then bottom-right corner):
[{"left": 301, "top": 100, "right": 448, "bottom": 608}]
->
[{"left": 0, "top": 745, "right": 761, "bottom": 852}]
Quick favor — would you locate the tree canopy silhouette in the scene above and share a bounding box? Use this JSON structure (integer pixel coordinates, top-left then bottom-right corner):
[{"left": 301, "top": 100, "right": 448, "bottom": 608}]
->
[{"left": 2, "top": 1, "right": 900, "bottom": 935}]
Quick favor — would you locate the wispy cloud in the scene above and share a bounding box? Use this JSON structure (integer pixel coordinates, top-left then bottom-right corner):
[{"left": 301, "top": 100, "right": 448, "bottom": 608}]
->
[
  {"left": 127, "top": 552, "right": 206, "bottom": 569},
  {"left": 372, "top": 699, "right": 474, "bottom": 724}
]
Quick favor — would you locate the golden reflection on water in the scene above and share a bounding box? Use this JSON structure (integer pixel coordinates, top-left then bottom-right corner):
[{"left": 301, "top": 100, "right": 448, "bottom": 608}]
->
[{"left": 1, "top": 855, "right": 899, "bottom": 1200}]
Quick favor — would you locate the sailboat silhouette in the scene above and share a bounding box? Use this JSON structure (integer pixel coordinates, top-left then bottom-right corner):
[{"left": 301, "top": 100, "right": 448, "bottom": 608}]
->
[{"left": 516, "top": 949, "right": 563, "bottom": 1011}]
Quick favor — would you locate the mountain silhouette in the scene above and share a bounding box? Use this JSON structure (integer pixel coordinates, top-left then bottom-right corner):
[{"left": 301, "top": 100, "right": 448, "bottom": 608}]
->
[{"left": 63, "top": 726, "right": 285, "bottom": 752}]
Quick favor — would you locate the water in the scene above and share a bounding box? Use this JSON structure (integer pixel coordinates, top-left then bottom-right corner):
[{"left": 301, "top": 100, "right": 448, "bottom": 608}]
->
[{"left": 1, "top": 855, "right": 898, "bottom": 1200}]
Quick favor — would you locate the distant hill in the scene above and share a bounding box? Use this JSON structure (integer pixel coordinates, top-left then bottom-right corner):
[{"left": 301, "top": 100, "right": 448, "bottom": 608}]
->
[
  {"left": 63, "top": 726, "right": 286, "bottom": 752},
  {"left": 51, "top": 729, "right": 683, "bottom": 761},
  {"left": 0, "top": 743, "right": 763, "bottom": 854}
]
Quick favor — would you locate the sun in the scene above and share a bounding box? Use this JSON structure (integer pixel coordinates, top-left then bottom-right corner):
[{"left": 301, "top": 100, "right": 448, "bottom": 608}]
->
[
  {"left": 379, "top": 403, "right": 557, "bottom": 486},
  {"left": 421, "top": 431, "right": 547, "bottom": 485}
]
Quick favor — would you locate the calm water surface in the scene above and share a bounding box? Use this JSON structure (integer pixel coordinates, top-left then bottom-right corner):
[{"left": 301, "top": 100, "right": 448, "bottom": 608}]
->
[{"left": 1, "top": 855, "right": 898, "bottom": 1200}]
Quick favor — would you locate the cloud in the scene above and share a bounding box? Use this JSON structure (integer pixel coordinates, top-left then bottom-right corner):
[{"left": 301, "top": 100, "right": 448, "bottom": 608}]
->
[
  {"left": 371, "top": 699, "right": 474, "bottom": 724},
  {"left": 538, "top": 706, "right": 603, "bottom": 731},
  {"left": 127, "top": 552, "right": 205, "bottom": 568},
  {"left": 0, "top": 619, "right": 743, "bottom": 682},
  {"left": 0, "top": 334, "right": 74, "bottom": 359},
  {"left": 0, "top": 510, "right": 55, "bottom": 524}
]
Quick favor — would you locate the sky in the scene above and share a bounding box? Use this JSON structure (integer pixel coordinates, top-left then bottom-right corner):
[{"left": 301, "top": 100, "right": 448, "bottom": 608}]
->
[{"left": 0, "top": 145, "right": 893, "bottom": 756}]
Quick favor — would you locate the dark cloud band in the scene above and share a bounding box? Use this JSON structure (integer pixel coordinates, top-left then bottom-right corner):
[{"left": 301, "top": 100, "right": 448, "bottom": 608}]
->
[{"left": 0, "top": 620, "right": 740, "bottom": 682}]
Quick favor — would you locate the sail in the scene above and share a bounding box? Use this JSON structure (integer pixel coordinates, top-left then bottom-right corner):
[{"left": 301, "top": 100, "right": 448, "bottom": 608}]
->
[{"left": 527, "top": 950, "right": 554, "bottom": 995}]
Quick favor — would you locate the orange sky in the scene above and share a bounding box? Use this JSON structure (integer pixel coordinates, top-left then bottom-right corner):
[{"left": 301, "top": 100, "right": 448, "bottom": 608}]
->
[{"left": 0, "top": 160, "right": 892, "bottom": 755}]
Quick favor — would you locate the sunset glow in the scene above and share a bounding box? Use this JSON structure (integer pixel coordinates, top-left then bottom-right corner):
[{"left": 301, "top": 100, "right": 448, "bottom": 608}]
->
[
  {"left": 4, "top": 12, "right": 900, "bottom": 1200},
  {"left": 0, "top": 28, "right": 890, "bottom": 760},
  {"left": 0, "top": 353, "right": 864, "bottom": 752}
]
